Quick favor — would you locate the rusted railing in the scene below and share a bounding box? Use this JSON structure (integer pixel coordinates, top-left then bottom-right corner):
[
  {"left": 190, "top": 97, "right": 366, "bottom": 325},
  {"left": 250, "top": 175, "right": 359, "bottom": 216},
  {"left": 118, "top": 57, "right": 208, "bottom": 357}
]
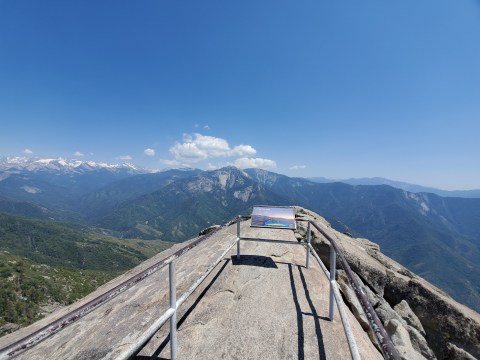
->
[
  {"left": 0, "top": 213, "right": 400, "bottom": 360},
  {"left": 0, "top": 218, "right": 235, "bottom": 360},
  {"left": 309, "top": 220, "right": 401, "bottom": 360},
  {"left": 236, "top": 211, "right": 401, "bottom": 360}
]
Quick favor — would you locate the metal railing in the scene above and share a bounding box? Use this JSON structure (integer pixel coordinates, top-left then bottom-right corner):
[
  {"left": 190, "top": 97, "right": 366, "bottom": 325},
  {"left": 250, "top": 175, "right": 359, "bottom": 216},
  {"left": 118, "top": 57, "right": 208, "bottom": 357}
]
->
[
  {"left": 0, "top": 219, "right": 235, "bottom": 360},
  {"left": 117, "top": 238, "right": 238, "bottom": 359},
  {"left": 308, "top": 221, "right": 401, "bottom": 360},
  {"left": 0, "top": 214, "right": 400, "bottom": 360},
  {"left": 236, "top": 215, "right": 400, "bottom": 360},
  {"left": 236, "top": 217, "right": 360, "bottom": 359}
]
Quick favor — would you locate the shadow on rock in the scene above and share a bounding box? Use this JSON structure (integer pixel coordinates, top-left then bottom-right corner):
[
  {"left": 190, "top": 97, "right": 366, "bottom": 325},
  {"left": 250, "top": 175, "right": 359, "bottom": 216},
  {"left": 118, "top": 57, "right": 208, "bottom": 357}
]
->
[{"left": 231, "top": 255, "right": 278, "bottom": 269}]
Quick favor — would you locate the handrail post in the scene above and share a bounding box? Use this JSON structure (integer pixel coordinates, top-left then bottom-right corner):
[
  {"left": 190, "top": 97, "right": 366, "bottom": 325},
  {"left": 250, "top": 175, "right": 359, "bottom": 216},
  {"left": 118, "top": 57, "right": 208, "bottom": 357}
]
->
[
  {"left": 329, "top": 245, "right": 336, "bottom": 321},
  {"left": 306, "top": 221, "right": 311, "bottom": 269},
  {"left": 236, "top": 215, "right": 241, "bottom": 260},
  {"left": 169, "top": 261, "right": 177, "bottom": 360}
]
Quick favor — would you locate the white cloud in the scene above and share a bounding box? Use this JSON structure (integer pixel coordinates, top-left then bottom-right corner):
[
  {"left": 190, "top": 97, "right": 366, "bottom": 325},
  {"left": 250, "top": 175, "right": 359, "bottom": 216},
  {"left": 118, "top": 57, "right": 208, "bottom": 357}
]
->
[
  {"left": 234, "top": 157, "right": 277, "bottom": 169},
  {"left": 204, "top": 125, "right": 210, "bottom": 130},
  {"left": 290, "top": 165, "right": 306, "bottom": 170},
  {"left": 74, "top": 151, "right": 84, "bottom": 157},
  {"left": 119, "top": 155, "right": 132, "bottom": 161},
  {"left": 169, "top": 133, "right": 258, "bottom": 164},
  {"left": 144, "top": 148, "right": 155, "bottom": 157},
  {"left": 193, "top": 134, "right": 230, "bottom": 156},
  {"left": 170, "top": 142, "right": 207, "bottom": 161},
  {"left": 23, "top": 149, "right": 33, "bottom": 154},
  {"left": 231, "top": 145, "right": 257, "bottom": 157}
]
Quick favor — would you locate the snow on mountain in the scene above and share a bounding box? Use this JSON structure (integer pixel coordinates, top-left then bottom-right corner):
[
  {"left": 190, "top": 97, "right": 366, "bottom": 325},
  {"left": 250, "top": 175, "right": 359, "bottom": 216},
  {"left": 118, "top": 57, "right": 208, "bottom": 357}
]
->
[{"left": 0, "top": 157, "right": 143, "bottom": 174}]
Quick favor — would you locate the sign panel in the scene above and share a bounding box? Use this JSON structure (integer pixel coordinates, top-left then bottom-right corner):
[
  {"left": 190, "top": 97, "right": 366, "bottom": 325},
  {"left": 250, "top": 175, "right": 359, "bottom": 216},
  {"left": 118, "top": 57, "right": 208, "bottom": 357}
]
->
[{"left": 250, "top": 206, "right": 296, "bottom": 230}]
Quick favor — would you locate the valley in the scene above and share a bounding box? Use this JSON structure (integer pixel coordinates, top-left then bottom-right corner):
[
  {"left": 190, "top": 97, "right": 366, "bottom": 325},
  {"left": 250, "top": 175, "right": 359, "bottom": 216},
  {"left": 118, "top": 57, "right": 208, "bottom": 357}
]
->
[{"left": 1, "top": 157, "right": 479, "bottom": 330}]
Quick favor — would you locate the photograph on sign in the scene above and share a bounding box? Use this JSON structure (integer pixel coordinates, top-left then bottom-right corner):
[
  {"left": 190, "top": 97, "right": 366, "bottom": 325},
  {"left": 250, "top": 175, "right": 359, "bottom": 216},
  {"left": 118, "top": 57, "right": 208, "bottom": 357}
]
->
[{"left": 250, "top": 206, "right": 296, "bottom": 230}]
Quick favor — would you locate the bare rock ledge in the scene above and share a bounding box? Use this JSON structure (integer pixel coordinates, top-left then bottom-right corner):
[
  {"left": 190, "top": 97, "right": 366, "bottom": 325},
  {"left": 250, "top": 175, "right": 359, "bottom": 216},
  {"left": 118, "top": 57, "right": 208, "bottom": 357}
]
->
[{"left": 1, "top": 207, "right": 479, "bottom": 360}]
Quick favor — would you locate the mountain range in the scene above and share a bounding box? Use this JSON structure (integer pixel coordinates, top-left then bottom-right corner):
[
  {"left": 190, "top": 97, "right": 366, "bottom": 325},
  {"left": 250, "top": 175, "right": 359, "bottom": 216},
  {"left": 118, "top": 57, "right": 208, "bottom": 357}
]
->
[
  {"left": 309, "top": 176, "right": 480, "bottom": 198},
  {"left": 0, "top": 157, "right": 479, "bottom": 312}
]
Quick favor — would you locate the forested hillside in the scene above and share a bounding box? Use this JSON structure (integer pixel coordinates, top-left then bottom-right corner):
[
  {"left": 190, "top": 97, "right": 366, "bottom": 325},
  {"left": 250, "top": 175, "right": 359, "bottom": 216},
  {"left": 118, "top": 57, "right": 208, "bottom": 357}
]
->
[
  {"left": 0, "top": 212, "right": 171, "bottom": 335},
  {"left": 1, "top": 162, "right": 479, "bottom": 314}
]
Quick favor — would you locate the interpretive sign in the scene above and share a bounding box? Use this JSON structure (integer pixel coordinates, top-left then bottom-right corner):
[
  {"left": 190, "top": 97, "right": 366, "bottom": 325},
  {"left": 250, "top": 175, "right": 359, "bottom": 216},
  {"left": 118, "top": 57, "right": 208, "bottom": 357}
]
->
[{"left": 250, "top": 206, "right": 296, "bottom": 230}]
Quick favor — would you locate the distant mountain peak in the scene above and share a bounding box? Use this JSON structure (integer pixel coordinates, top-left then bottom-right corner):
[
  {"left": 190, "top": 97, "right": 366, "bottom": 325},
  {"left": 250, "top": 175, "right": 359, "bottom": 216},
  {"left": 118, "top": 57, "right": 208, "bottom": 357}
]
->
[
  {"left": 308, "top": 176, "right": 480, "bottom": 198},
  {"left": 213, "top": 165, "right": 248, "bottom": 175},
  {"left": 0, "top": 157, "right": 143, "bottom": 174}
]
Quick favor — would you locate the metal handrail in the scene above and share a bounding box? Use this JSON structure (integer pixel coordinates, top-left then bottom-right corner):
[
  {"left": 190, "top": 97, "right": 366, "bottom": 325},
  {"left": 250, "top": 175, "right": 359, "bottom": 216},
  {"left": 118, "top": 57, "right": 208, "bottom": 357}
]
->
[
  {"left": 117, "top": 239, "right": 238, "bottom": 360},
  {"left": 310, "top": 221, "right": 401, "bottom": 360},
  {"left": 237, "top": 215, "right": 400, "bottom": 359},
  {"left": 237, "top": 216, "right": 361, "bottom": 359},
  {"left": 0, "top": 214, "right": 401, "bottom": 360},
  {"left": 0, "top": 217, "right": 235, "bottom": 360},
  {"left": 307, "top": 242, "right": 360, "bottom": 359}
]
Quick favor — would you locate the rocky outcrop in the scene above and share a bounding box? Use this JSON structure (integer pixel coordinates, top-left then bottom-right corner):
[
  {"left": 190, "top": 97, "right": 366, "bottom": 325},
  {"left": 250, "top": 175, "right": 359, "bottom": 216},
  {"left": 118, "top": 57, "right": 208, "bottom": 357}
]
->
[
  {"left": 0, "top": 323, "right": 20, "bottom": 337},
  {"left": 394, "top": 300, "right": 425, "bottom": 335},
  {"left": 2, "top": 206, "right": 478, "bottom": 359},
  {"left": 385, "top": 319, "right": 427, "bottom": 360},
  {"left": 0, "top": 212, "right": 383, "bottom": 359},
  {"left": 294, "top": 207, "right": 480, "bottom": 360}
]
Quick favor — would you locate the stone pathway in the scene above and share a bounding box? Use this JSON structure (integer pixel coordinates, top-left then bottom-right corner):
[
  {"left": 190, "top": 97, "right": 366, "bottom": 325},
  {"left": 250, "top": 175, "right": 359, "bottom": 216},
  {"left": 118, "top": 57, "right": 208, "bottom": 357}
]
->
[{"left": 1, "top": 220, "right": 381, "bottom": 359}]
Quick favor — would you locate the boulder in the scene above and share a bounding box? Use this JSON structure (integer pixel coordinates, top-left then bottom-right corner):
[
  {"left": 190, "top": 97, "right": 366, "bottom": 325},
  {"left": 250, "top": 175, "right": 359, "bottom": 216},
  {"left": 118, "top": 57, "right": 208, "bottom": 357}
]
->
[
  {"left": 356, "top": 287, "right": 435, "bottom": 358},
  {"left": 0, "top": 323, "right": 20, "bottom": 336},
  {"left": 385, "top": 319, "right": 426, "bottom": 360},
  {"left": 375, "top": 297, "right": 404, "bottom": 326},
  {"left": 384, "top": 277, "right": 480, "bottom": 359},
  {"left": 394, "top": 300, "right": 426, "bottom": 336},
  {"left": 446, "top": 342, "right": 477, "bottom": 360},
  {"left": 406, "top": 325, "right": 436, "bottom": 359}
]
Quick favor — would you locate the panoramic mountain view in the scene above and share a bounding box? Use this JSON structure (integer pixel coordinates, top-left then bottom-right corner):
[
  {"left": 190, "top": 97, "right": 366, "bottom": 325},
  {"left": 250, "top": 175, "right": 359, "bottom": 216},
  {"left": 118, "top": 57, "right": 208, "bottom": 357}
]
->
[
  {"left": 1, "top": 1, "right": 479, "bottom": 359},
  {"left": 1, "top": 159, "right": 479, "bottom": 315}
]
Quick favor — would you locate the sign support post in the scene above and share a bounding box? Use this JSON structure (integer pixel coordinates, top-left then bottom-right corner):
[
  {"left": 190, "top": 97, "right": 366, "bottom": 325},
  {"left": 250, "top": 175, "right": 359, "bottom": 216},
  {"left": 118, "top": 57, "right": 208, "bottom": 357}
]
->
[
  {"left": 306, "top": 221, "right": 311, "bottom": 269},
  {"left": 236, "top": 216, "right": 241, "bottom": 260}
]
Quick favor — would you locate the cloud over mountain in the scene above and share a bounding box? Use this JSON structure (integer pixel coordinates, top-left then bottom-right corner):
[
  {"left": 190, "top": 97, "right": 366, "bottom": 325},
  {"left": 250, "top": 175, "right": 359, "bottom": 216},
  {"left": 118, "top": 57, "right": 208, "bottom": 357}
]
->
[
  {"left": 169, "top": 134, "right": 257, "bottom": 163},
  {"left": 230, "top": 144, "right": 256, "bottom": 157},
  {"left": 161, "top": 133, "right": 276, "bottom": 170},
  {"left": 234, "top": 157, "right": 277, "bottom": 169}
]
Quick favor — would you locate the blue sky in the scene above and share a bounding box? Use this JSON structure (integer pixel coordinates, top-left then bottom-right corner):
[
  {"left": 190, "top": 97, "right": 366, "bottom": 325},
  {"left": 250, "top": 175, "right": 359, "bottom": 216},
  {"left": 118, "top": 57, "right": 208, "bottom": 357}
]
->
[{"left": 1, "top": 0, "right": 479, "bottom": 190}]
